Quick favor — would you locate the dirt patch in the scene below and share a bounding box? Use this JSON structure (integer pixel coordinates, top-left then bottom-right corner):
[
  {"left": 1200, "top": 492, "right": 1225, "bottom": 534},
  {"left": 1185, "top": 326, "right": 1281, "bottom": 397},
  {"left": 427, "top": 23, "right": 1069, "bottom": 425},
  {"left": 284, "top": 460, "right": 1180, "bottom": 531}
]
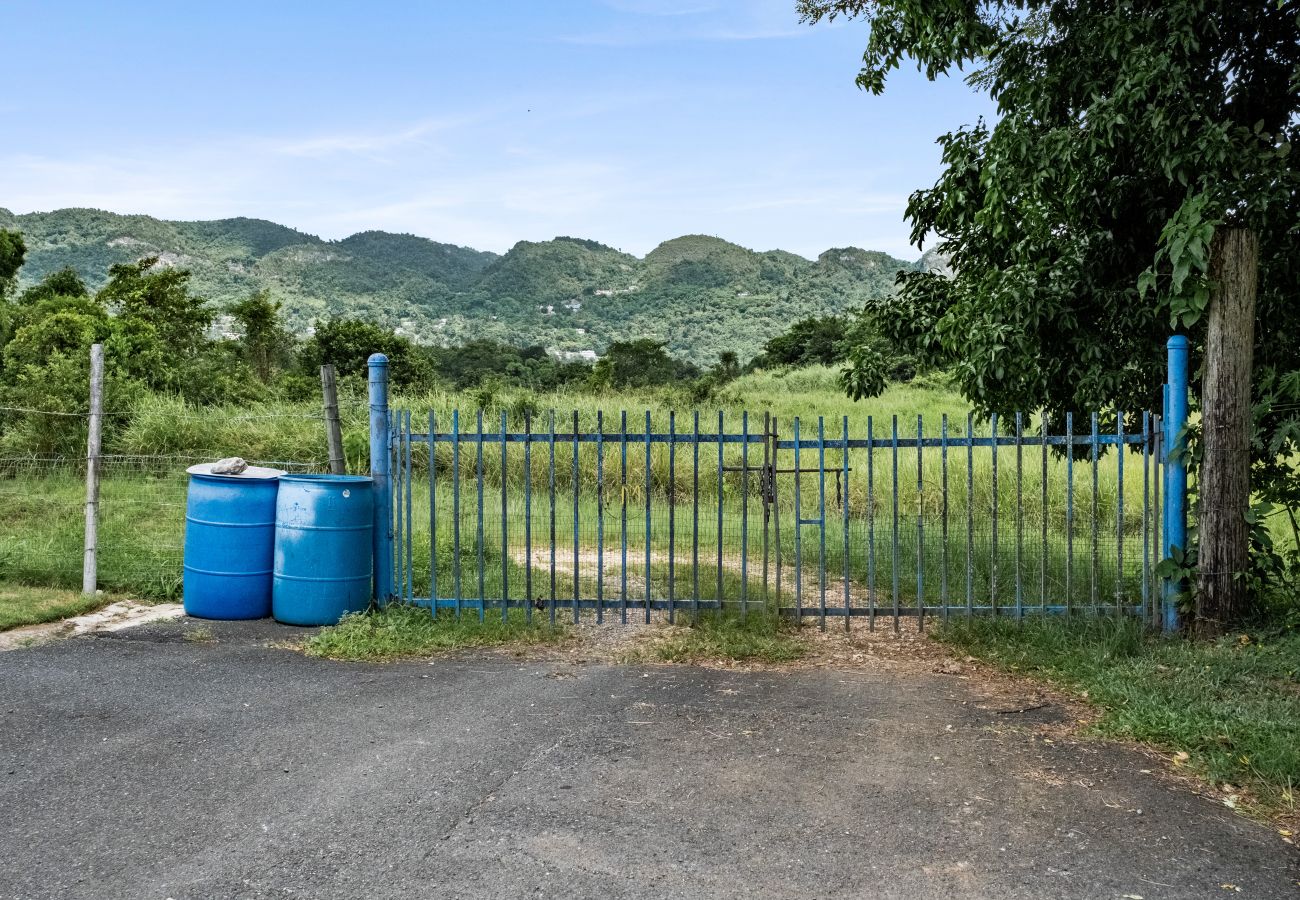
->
[{"left": 0, "top": 600, "right": 184, "bottom": 651}]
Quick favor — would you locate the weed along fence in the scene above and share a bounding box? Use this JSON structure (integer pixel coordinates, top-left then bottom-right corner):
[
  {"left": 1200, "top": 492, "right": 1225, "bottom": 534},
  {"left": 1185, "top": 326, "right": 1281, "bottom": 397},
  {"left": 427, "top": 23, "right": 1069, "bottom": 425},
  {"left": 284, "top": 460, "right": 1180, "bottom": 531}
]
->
[{"left": 372, "top": 345, "right": 1194, "bottom": 631}]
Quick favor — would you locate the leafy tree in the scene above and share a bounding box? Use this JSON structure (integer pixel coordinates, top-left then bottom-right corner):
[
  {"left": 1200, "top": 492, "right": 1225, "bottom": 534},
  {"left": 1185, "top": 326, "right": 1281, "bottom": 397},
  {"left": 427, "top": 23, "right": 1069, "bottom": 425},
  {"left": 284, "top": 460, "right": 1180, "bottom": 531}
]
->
[
  {"left": 0, "top": 229, "right": 26, "bottom": 370},
  {"left": 803, "top": 0, "right": 1300, "bottom": 631},
  {"left": 229, "top": 290, "right": 294, "bottom": 383},
  {"left": 751, "top": 315, "right": 850, "bottom": 369},
  {"left": 98, "top": 257, "right": 212, "bottom": 357},
  {"left": 428, "top": 339, "right": 589, "bottom": 391},
  {"left": 591, "top": 339, "right": 700, "bottom": 390},
  {"left": 299, "top": 318, "right": 433, "bottom": 390},
  {"left": 0, "top": 281, "right": 134, "bottom": 455},
  {"left": 0, "top": 229, "right": 22, "bottom": 300},
  {"left": 714, "top": 350, "right": 741, "bottom": 383},
  {"left": 18, "top": 267, "right": 87, "bottom": 305}
]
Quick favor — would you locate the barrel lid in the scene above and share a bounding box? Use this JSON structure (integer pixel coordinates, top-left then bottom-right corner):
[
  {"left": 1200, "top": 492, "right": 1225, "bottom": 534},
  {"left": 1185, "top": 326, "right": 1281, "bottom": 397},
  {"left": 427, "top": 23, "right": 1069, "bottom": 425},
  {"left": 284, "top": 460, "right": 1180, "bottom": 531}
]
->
[
  {"left": 187, "top": 462, "right": 286, "bottom": 480},
  {"left": 278, "top": 473, "right": 373, "bottom": 484}
]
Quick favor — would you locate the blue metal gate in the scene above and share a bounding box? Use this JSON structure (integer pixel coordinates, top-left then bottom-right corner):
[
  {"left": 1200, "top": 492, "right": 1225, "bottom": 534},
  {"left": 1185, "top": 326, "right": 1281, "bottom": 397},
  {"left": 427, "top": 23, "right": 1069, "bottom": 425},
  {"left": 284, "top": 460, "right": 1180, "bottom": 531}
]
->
[{"left": 369, "top": 357, "right": 1177, "bottom": 631}]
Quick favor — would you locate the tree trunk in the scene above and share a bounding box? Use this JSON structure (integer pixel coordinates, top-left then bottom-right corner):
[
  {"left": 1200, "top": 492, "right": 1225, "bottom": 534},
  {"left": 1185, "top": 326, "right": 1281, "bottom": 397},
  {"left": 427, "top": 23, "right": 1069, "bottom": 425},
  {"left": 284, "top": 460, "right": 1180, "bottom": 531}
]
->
[{"left": 1195, "top": 227, "right": 1258, "bottom": 636}]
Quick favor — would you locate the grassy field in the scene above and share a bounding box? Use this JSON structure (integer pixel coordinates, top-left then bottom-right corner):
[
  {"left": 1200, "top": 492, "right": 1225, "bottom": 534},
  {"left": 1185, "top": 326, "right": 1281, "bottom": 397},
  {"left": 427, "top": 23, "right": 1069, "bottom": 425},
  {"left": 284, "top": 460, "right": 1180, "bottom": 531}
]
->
[{"left": 937, "top": 616, "right": 1300, "bottom": 820}]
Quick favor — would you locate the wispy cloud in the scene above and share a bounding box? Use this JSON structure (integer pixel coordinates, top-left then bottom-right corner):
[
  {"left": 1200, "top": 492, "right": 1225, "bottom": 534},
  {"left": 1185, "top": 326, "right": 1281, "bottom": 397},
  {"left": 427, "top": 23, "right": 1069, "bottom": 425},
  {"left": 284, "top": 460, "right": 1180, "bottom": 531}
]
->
[
  {"left": 724, "top": 191, "right": 908, "bottom": 215},
  {"left": 560, "top": 0, "right": 808, "bottom": 46},
  {"left": 273, "top": 122, "right": 441, "bottom": 158},
  {"left": 598, "top": 0, "right": 720, "bottom": 15}
]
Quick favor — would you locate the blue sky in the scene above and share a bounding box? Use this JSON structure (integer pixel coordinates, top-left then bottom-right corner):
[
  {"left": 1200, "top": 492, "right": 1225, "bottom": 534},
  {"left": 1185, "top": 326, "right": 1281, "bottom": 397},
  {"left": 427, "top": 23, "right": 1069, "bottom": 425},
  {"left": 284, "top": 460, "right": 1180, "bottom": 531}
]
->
[{"left": 0, "top": 1, "right": 993, "bottom": 259}]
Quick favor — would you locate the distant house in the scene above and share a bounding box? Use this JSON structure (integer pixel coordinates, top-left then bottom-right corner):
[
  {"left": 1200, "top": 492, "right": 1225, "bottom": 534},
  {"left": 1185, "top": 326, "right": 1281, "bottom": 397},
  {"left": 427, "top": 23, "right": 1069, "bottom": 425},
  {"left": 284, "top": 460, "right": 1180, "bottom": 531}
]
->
[
  {"left": 207, "top": 314, "right": 241, "bottom": 341},
  {"left": 548, "top": 348, "right": 598, "bottom": 363}
]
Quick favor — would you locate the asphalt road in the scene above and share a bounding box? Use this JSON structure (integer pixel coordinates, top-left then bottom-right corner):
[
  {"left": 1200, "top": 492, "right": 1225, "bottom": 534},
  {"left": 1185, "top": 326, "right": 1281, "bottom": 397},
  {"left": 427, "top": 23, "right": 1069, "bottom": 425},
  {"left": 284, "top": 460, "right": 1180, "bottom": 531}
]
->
[{"left": 1, "top": 618, "right": 1295, "bottom": 899}]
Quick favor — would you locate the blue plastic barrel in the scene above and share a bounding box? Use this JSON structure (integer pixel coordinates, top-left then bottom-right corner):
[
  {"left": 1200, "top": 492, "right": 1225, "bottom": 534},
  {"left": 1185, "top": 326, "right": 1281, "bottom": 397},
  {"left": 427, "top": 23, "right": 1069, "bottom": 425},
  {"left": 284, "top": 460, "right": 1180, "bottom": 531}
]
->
[
  {"left": 183, "top": 463, "right": 285, "bottom": 620},
  {"left": 272, "top": 475, "right": 375, "bottom": 626}
]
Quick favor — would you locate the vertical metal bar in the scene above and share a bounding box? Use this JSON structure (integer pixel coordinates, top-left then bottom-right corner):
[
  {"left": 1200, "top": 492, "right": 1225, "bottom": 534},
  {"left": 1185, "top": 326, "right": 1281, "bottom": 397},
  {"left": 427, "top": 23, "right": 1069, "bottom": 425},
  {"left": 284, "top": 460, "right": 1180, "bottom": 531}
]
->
[
  {"left": 476, "top": 409, "right": 485, "bottom": 621},
  {"left": 500, "top": 410, "right": 509, "bottom": 621},
  {"left": 717, "top": 411, "right": 725, "bottom": 609},
  {"left": 1041, "top": 413, "right": 1049, "bottom": 614},
  {"left": 1141, "top": 410, "right": 1150, "bottom": 622},
  {"left": 404, "top": 414, "right": 411, "bottom": 603},
  {"left": 1091, "top": 411, "right": 1099, "bottom": 612},
  {"left": 645, "top": 410, "right": 652, "bottom": 623},
  {"left": 621, "top": 411, "right": 629, "bottom": 624},
  {"left": 773, "top": 417, "right": 783, "bottom": 608},
  {"left": 1117, "top": 412, "right": 1126, "bottom": 612},
  {"left": 668, "top": 411, "right": 676, "bottom": 623},
  {"left": 793, "top": 416, "right": 803, "bottom": 623},
  {"left": 990, "top": 412, "right": 999, "bottom": 616},
  {"left": 763, "top": 411, "right": 770, "bottom": 608},
  {"left": 1066, "top": 412, "right": 1074, "bottom": 614},
  {"left": 524, "top": 411, "right": 532, "bottom": 623},
  {"left": 436, "top": 410, "right": 441, "bottom": 608},
  {"left": 549, "top": 411, "right": 557, "bottom": 624},
  {"left": 916, "top": 413, "right": 924, "bottom": 630},
  {"left": 940, "top": 414, "right": 949, "bottom": 621},
  {"left": 452, "top": 409, "right": 462, "bottom": 617},
  {"left": 572, "top": 410, "right": 580, "bottom": 624},
  {"left": 966, "top": 413, "right": 974, "bottom": 617},
  {"left": 1154, "top": 409, "right": 1164, "bottom": 628},
  {"left": 693, "top": 411, "right": 700, "bottom": 618},
  {"left": 403, "top": 408, "right": 408, "bottom": 603},
  {"left": 842, "top": 415, "right": 850, "bottom": 630},
  {"left": 891, "top": 415, "right": 900, "bottom": 632},
  {"left": 742, "top": 410, "right": 750, "bottom": 620},
  {"left": 367, "top": 354, "right": 393, "bottom": 605},
  {"left": 596, "top": 410, "right": 604, "bottom": 624},
  {"left": 393, "top": 413, "right": 403, "bottom": 603},
  {"left": 818, "top": 416, "right": 827, "bottom": 630},
  {"left": 867, "top": 416, "right": 876, "bottom": 631},
  {"left": 1015, "top": 412, "right": 1023, "bottom": 619}
]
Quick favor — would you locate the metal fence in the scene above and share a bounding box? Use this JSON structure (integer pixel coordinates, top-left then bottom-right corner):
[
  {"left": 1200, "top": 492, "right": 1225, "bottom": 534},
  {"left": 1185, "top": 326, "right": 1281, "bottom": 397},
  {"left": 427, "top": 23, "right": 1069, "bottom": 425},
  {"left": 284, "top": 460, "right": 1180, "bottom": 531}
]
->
[{"left": 384, "top": 404, "right": 1165, "bottom": 630}]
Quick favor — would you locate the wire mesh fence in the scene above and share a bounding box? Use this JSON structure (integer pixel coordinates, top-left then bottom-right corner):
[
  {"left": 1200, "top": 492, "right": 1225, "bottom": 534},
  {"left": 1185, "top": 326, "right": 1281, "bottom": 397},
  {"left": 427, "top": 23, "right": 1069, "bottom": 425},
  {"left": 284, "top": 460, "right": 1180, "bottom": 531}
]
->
[
  {"left": 0, "top": 452, "right": 320, "bottom": 599},
  {"left": 0, "top": 397, "right": 349, "bottom": 600}
]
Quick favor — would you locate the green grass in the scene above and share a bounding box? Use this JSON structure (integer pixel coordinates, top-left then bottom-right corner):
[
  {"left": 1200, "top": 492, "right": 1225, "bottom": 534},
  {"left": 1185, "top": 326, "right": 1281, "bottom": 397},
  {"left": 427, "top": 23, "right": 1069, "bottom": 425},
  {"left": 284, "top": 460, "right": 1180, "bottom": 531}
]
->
[
  {"left": 0, "top": 584, "right": 116, "bottom": 631},
  {"left": 0, "top": 464, "right": 188, "bottom": 600},
  {"left": 630, "top": 608, "right": 807, "bottom": 665},
  {"left": 935, "top": 616, "right": 1300, "bottom": 815},
  {"left": 303, "top": 603, "right": 569, "bottom": 661}
]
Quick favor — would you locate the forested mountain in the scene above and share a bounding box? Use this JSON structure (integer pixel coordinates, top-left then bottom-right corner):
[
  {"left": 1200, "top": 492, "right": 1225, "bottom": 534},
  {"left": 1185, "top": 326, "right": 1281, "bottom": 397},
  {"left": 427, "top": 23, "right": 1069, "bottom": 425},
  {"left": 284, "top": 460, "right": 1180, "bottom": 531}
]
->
[{"left": 0, "top": 207, "right": 918, "bottom": 364}]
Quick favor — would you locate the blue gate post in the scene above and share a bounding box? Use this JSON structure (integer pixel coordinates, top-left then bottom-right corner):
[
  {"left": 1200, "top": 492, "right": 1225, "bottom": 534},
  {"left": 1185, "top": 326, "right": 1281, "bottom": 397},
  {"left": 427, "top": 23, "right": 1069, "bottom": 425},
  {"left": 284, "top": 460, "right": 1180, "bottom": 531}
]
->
[
  {"left": 1161, "top": 335, "right": 1190, "bottom": 633},
  {"left": 368, "top": 353, "right": 394, "bottom": 605}
]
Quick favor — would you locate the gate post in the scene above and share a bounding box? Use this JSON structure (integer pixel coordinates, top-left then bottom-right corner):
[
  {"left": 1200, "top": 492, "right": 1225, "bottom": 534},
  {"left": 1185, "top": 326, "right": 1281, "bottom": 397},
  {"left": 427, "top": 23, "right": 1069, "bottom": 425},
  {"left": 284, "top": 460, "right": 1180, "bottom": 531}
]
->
[
  {"left": 369, "top": 353, "right": 394, "bottom": 605},
  {"left": 1161, "top": 335, "right": 1190, "bottom": 633}
]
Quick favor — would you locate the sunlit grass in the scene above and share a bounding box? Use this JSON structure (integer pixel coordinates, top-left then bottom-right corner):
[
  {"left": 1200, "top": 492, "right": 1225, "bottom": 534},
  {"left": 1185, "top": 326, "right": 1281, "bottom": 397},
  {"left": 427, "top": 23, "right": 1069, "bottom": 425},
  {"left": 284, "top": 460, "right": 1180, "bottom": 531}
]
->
[
  {"left": 0, "top": 583, "right": 119, "bottom": 631},
  {"left": 304, "top": 603, "right": 568, "bottom": 661}
]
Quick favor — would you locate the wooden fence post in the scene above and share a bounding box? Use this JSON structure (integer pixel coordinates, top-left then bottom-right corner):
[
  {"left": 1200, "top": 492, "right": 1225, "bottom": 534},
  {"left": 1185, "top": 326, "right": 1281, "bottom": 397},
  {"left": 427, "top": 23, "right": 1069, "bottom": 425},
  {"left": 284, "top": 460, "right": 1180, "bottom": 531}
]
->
[
  {"left": 321, "top": 363, "right": 345, "bottom": 475},
  {"left": 83, "top": 343, "right": 104, "bottom": 595}
]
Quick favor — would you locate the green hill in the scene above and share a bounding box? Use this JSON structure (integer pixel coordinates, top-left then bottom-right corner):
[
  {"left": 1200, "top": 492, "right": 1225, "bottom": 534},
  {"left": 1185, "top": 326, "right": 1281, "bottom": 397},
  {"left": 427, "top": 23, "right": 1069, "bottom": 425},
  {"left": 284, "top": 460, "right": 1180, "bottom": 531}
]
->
[{"left": 0, "top": 207, "right": 918, "bottom": 364}]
